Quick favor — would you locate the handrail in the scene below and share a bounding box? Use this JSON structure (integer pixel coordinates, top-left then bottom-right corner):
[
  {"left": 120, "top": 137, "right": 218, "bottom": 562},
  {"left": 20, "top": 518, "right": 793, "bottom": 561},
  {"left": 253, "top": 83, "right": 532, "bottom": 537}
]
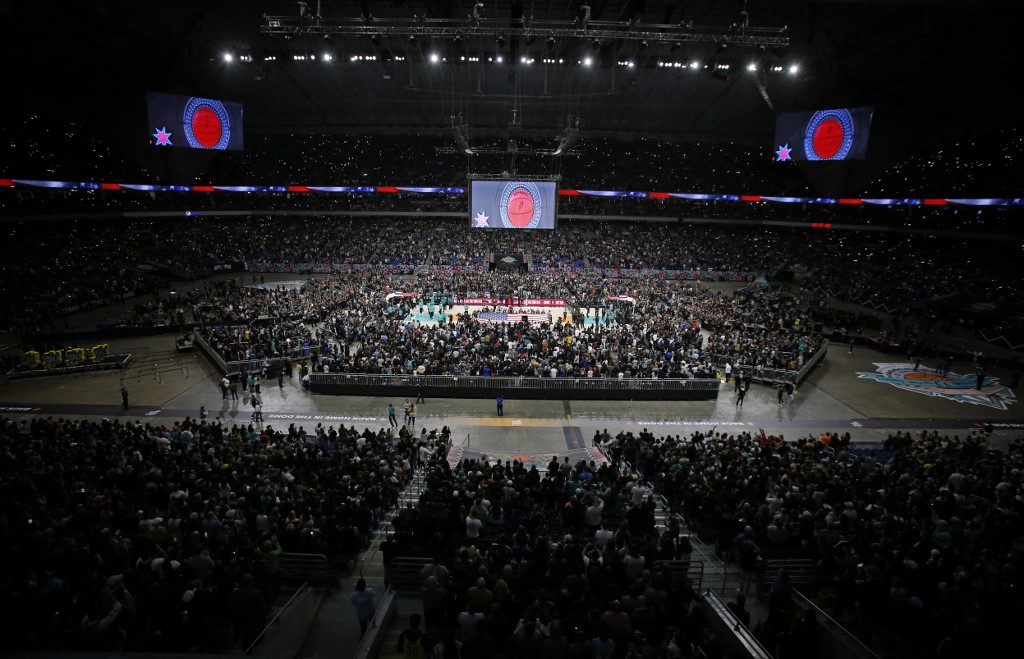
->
[
  {"left": 704, "top": 589, "right": 774, "bottom": 659},
  {"left": 792, "top": 589, "right": 882, "bottom": 659},
  {"left": 244, "top": 581, "right": 309, "bottom": 655},
  {"left": 310, "top": 372, "right": 721, "bottom": 391}
]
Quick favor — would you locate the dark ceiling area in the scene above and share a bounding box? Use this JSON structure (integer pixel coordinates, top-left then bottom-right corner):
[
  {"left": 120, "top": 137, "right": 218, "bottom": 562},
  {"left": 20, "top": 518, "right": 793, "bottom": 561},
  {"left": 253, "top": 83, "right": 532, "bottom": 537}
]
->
[{"left": 3, "top": 1, "right": 1022, "bottom": 171}]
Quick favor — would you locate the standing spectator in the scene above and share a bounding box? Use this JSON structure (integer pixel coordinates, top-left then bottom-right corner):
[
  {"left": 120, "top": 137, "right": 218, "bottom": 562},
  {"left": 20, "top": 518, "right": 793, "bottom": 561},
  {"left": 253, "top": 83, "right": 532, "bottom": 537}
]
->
[
  {"left": 777, "top": 383, "right": 785, "bottom": 406},
  {"left": 220, "top": 376, "right": 230, "bottom": 399},
  {"left": 245, "top": 372, "right": 253, "bottom": 393},
  {"left": 728, "top": 593, "right": 752, "bottom": 628},
  {"left": 465, "top": 510, "right": 483, "bottom": 541},
  {"left": 724, "top": 362, "right": 732, "bottom": 382},
  {"left": 229, "top": 378, "right": 239, "bottom": 401},
  {"left": 785, "top": 381, "right": 795, "bottom": 405},
  {"left": 228, "top": 573, "right": 268, "bottom": 652},
  {"left": 200, "top": 405, "right": 208, "bottom": 419},
  {"left": 403, "top": 400, "right": 411, "bottom": 425},
  {"left": 496, "top": 394, "right": 504, "bottom": 416},
  {"left": 736, "top": 383, "right": 747, "bottom": 407},
  {"left": 420, "top": 576, "right": 448, "bottom": 630},
  {"left": 350, "top": 578, "right": 377, "bottom": 637},
  {"left": 848, "top": 338, "right": 855, "bottom": 354},
  {"left": 388, "top": 403, "right": 398, "bottom": 428},
  {"left": 120, "top": 385, "right": 129, "bottom": 410},
  {"left": 397, "top": 613, "right": 428, "bottom": 659},
  {"left": 253, "top": 373, "right": 261, "bottom": 394},
  {"left": 416, "top": 388, "right": 425, "bottom": 404},
  {"left": 409, "top": 403, "right": 417, "bottom": 427},
  {"left": 738, "top": 538, "right": 760, "bottom": 595}
]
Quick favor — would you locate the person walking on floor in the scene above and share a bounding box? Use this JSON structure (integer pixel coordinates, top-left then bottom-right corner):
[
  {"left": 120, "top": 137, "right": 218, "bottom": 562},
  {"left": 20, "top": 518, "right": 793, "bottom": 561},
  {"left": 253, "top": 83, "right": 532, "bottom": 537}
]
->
[
  {"left": 496, "top": 394, "right": 504, "bottom": 416},
  {"left": 350, "top": 578, "right": 376, "bottom": 638},
  {"left": 777, "top": 383, "right": 785, "bottom": 406},
  {"left": 736, "top": 383, "right": 747, "bottom": 407},
  {"left": 220, "top": 376, "right": 230, "bottom": 400},
  {"left": 121, "top": 385, "right": 129, "bottom": 410},
  {"left": 409, "top": 403, "right": 417, "bottom": 427},
  {"left": 230, "top": 378, "right": 239, "bottom": 401},
  {"left": 387, "top": 403, "right": 398, "bottom": 428},
  {"left": 416, "top": 388, "right": 425, "bottom": 404}
]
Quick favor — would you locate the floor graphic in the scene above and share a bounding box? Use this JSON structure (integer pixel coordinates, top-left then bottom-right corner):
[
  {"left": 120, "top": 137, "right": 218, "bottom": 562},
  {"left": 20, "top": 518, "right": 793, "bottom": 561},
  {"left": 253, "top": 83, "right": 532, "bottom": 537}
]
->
[{"left": 856, "top": 363, "right": 1017, "bottom": 410}]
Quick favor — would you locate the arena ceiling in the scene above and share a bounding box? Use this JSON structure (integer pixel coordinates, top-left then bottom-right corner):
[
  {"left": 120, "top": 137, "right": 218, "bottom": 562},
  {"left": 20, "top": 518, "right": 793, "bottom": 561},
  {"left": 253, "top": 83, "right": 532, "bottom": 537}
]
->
[{"left": 4, "top": 1, "right": 1022, "bottom": 159}]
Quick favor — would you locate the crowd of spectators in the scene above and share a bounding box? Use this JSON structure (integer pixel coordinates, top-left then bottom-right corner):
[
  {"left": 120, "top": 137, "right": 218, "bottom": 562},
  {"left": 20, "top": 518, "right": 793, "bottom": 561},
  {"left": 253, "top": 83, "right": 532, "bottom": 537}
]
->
[
  {"left": 383, "top": 445, "right": 728, "bottom": 659},
  {"left": 3, "top": 401, "right": 1020, "bottom": 657},
  {"left": 174, "top": 267, "right": 835, "bottom": 381},
  {"left": 0, "top": 413, "right": 451, "bottom": 652},
  {"left": 3, "top": 109, "right": 1022, "bottom": 359},
  {"left": 603, "top": 426, "right": 1022, "bottom": 657}
]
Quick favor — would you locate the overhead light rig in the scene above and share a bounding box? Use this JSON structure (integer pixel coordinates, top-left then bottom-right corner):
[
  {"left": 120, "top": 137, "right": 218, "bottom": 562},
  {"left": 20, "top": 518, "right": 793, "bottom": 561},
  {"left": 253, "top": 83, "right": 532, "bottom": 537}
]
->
[{"left": 260, "top": 16, "right": 789, "bottom": 49}]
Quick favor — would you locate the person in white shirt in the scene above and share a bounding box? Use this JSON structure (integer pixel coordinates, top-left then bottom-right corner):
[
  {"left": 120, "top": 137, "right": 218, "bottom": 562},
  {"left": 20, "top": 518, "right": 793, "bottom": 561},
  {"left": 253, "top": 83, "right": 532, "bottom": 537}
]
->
[
  {"left": 594, "top": 523, "right": 615, "bottom": 547},
  {"left": 465, "top": 511, "right": 483, "bottom": 539}
]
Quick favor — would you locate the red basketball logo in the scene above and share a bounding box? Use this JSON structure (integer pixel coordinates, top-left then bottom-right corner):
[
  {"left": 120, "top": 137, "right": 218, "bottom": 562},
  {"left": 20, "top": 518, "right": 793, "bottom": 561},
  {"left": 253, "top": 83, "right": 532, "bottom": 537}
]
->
[
  {"left": 507, "top": 188, "right": 535, "bottom": 227},
  {"left": 812, "top": 118, "right": 843, "bottom": 159},
  {"left": 191, "top": 106, "right": 223, "bottom": 148}
]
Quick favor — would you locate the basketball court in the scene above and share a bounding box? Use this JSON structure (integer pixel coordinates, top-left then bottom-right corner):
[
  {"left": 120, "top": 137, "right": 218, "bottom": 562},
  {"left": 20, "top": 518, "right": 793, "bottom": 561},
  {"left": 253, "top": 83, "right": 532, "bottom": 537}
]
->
[{"left": 2, "top": 274, "right": 1022, "bottom": 465}]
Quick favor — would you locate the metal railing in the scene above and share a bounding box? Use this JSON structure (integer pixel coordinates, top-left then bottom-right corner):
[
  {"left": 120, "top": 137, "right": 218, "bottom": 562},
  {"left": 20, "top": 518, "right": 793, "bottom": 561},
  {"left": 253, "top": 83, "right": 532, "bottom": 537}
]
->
[
  {"left": 245, "top": 582, "right": 316, "bottom": 656},
  {"left": 715, "top": 340, "right": 829, "bottom": 386},
  {"left": 792, "top": 590, "right": 882, "bottom": 659},
  {"left": 310, "top": 372, "right": 720, "bottom": 392},
  {"left": 703, "top": 589, "right": 774, "bottom": 659}
]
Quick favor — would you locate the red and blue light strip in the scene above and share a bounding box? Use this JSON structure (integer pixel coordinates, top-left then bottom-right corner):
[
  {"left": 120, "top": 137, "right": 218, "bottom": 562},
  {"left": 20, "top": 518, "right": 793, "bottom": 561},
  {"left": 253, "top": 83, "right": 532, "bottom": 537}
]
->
[{"left": 0, "top": 178, "right": 1020, "bottom": 207}]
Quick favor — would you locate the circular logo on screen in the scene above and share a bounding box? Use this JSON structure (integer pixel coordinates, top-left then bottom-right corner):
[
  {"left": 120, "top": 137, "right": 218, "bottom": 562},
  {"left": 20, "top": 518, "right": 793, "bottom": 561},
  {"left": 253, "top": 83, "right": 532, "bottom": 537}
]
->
[
  {"left": 499, "top": 182, "right": 543, "bottom": 228},
  {"left": 183, "top": 97, "right": 231, "bottom": 150},
  {"left": 803, "top": 108, "right": 854, "bottom": 161}
]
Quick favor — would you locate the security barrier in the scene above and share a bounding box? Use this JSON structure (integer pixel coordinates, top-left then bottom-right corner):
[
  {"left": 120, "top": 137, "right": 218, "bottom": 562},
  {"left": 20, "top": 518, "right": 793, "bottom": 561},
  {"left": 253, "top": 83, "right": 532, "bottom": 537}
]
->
[{"left": 310, "top": 372, "right": 720, "bottom": 401}]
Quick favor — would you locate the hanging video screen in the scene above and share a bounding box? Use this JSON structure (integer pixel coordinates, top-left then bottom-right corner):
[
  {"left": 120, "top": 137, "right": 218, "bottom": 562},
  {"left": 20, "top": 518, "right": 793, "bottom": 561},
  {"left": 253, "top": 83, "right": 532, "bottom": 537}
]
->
[
  {"left": 773, "top": 106, "right": 873, "bottom": 162},
  {"left": 469, "top": 180, "right": 558, "bottom": 230},
  {"left": 146, "top": 91, "right": 245, "bottom": 151}
]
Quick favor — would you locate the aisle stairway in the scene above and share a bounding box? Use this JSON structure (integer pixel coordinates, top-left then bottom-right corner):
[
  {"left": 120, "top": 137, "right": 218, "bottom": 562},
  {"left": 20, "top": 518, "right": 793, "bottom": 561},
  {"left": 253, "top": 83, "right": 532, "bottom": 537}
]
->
[{"left": 295, "top": 466, "right": 429, "bottom": 658}]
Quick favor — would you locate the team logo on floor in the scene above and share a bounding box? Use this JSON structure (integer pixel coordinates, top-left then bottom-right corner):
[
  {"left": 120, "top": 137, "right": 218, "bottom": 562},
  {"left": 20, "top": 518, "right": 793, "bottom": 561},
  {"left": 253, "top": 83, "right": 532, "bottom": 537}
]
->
[{"left": 856, "top": 363, "right": 1016, "bottom": 410}]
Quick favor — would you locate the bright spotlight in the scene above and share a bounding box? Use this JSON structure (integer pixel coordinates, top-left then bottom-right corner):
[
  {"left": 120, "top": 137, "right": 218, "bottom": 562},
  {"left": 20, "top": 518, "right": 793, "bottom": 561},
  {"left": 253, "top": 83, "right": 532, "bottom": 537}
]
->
[
  {"left": 223, "top": 53, "right": 233, "bottom": 62},
  {"left": 430, "top": 53, "right": 440, "bottom": 63},
  {"left": 583, "top": 56, "right": 593, "bottom": 66}
]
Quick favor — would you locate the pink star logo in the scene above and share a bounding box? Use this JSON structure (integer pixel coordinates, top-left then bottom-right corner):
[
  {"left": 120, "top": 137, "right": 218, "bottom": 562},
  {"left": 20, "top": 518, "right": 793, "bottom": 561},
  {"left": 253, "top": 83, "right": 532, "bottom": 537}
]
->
[
  {"left": 152, "top": 126, "right": 172, "bottom": 146},
  {"left": 775, "top": 143, "right": 792, "bottom": 161},
  {"left": 473, "top": 212, "right": 490, "bottom": 227}
]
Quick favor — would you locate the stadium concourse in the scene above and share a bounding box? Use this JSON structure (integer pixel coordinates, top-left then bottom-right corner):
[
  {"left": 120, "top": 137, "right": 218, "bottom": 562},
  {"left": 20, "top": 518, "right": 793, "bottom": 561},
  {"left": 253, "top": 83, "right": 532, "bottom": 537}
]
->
[{"left": 1, "top": 273, "right": 1022, "bottom": 659}]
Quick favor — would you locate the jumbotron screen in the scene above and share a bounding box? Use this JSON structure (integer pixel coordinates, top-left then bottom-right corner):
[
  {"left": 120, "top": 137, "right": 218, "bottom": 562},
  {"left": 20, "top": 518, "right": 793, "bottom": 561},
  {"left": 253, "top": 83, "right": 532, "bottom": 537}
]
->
[
  {"left": 146, "top": 91, "right": 245, "bottom": 151},
  {"left": 773, "top": 106, "right": 874, "bottom": 162},
  {"left": 470, "top": 180, "right": 558, "bottom": 230}
]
